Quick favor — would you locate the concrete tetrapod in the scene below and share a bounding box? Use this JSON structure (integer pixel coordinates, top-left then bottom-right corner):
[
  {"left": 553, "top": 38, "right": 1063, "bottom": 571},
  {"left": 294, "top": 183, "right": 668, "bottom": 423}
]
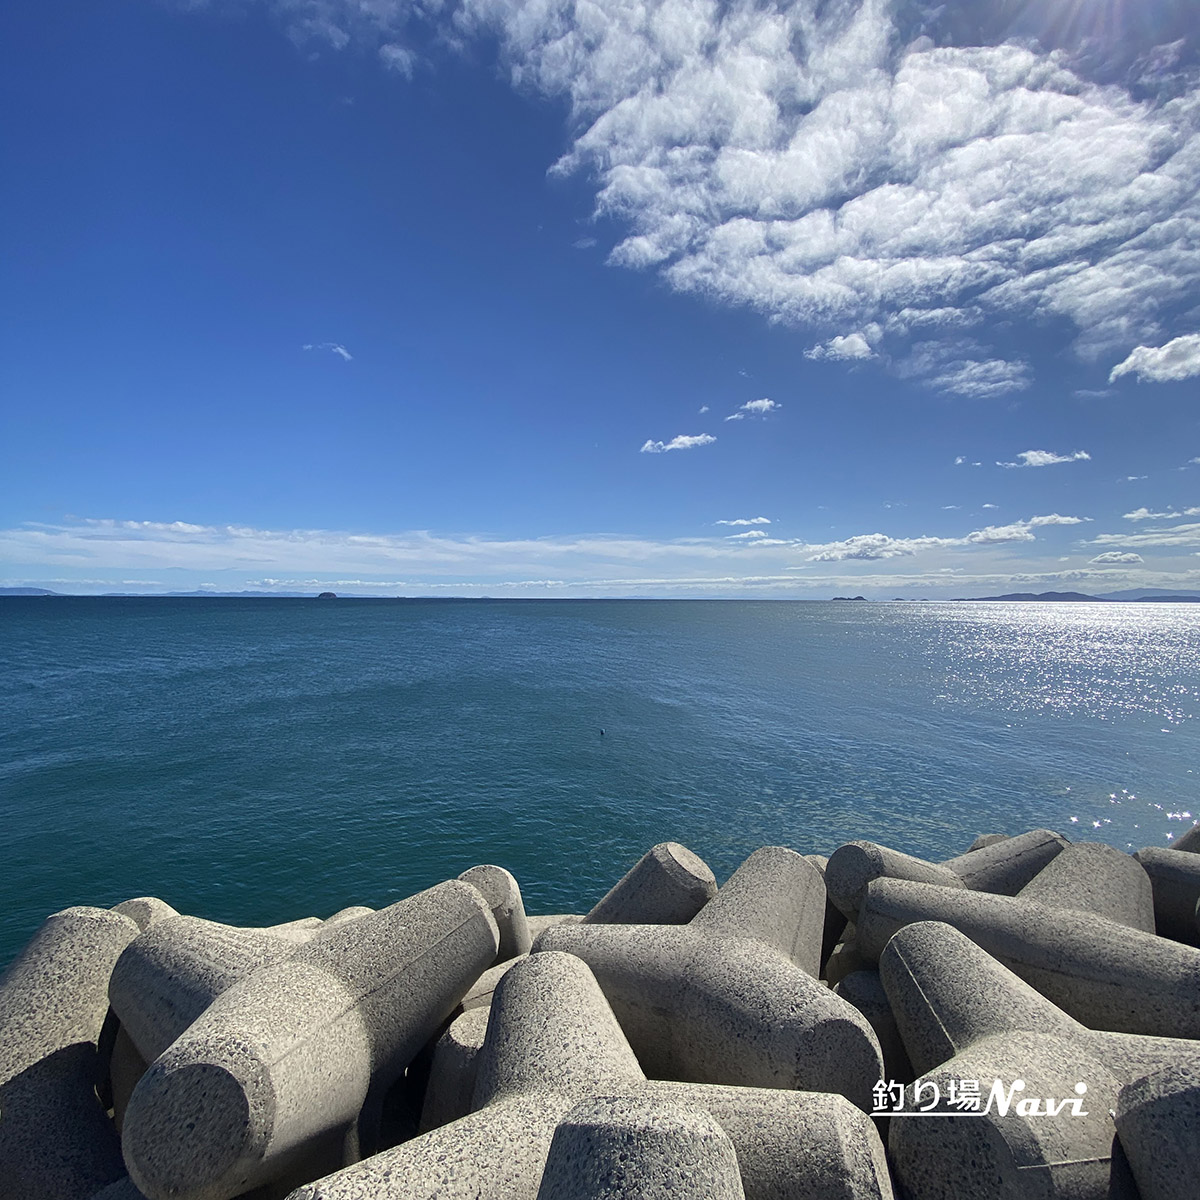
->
[
  {"left": 111, "top": 897, "right": 180, "bottom": 932},
  {"left": 857, "top": 877, "right": 1200, "bottom": 1037},
  {"left": 941, "top": 828, "right": 1068, "bottom": 894},
  {"left": 1172, "top": 823, "right": 1200, "bottom": 853},
  {"left": 418, "top": 1008, "right": 491, "bottom": 1133},
  {"left": 108, "top": 915, "right": 303, "bottom": 1062},
  {"left": 534, "top": 1096, "right": 746, "bottom": 1200},
  {"left": 875, "top": 921, "right": 1200, "bottom": 1084},
  {"left": 122, "top": 880, "right": 500, "bottom": 1200},
  {"left": 535, "top": 924, "right": 883, "bottom": 1109},
  {"left": 0, "top": 906, "right": 141, "bottom": 1200},
  {"left": 458, "top": 865, "right": 532, "bottom": 961},
  {"left": 1133, "top": 846, "right": 1200, "bottom": 944},
  {"left": 824, "top": 842, "right": 965, "bottom": 922},
  {"left": 801, "top": 854, "right": 849, "bottom": 969},
  {"left": 689, "top": 846, "right": 826, "bottom": 976},
  {"left": 583, "top": 842, "right": 717, "bottom": 925},
  {"left": 1114, "top": 1062, "right": 1200, "bottom": 1200},
  {"left": 1017, "top": 842, "right": 1155, "bottom": 932}
]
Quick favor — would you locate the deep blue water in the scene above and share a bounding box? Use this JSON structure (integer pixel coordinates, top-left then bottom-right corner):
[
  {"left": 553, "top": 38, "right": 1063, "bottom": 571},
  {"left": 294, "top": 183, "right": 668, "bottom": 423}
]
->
[{"left": 3, "top": 596, "right": 1197, "bottom": 968}]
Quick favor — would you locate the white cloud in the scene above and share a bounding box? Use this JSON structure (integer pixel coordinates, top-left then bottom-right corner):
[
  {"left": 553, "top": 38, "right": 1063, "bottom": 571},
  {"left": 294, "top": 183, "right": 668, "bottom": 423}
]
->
[
  {"left": 698, "top": 404, "right": 709, "bottom": 414},
  {"left": 998, "top": 450, "right": 1091, "bottom": 469},
  {"left": 715, "top": 517, "right": 770, "bottom": 526},
  {"left": 1028, "top": 514, "right": 1089, "bottom": 526},
  {"left": 1092, "top": 523, "right": 1200, "bottom": 549},
  {"left": 1124, "top": 507, "right": 1182, "bottom": 521},
  {"left": 725, "top": 398, "right": 779, "bottom": 421},
  {"left": 727, "top": 530, "right": 768, "bottom": 539},
  {"left": 1090, "top": 552, "right": 1145, "bottom": 565},
  {"left": 303, "top": 341, "right": 353, "bottom": 361},
  {"left": 1109, "top": 333, "right": 1200, "bottom": 383},
  {"left": 963, "top": 523, "right": 1037, "bottom": 545},
  {"left": 639, "top": 433, "right": 716, "bottom": 453},
  {"left": 805, "top": 332, "right": 875, "bottom": 361},
  {"left": 982, "top": 503, "right": 999, "bottom": 509}
]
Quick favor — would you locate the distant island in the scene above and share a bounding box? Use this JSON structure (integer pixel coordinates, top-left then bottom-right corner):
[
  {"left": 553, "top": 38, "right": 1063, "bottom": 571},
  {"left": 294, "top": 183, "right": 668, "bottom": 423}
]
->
[{"left": 956, "top": 591, "right": 1200, "bottom": 603}]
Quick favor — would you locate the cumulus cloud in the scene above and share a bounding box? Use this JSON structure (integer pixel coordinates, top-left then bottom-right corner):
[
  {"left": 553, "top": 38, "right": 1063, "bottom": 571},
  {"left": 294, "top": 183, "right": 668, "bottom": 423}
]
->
[
  {"left": 1090, "top": 551, "right": 1145, "bottom": 564},
  {"left": 1109, "top": 334, "right": 1200, "bottom": 383},
  {"left": 998, "top": 450, "right": 1091, "bottom": 469},
  {"left": 805, "top": 331, "right": 876, "bottom": 361},
  {"left": 303, "top": 341, "right": 353, "bottom": 361},
  {"left": 725, "top": 398, "right": 779, "bottom": 421},
  {"left": 640, "top": 433, "right": 716, "bottom": 453},
  {"left": 716, "top": 517, "right": 770, "bottom": 526},
  {"left": 1028, "top": 514, "right": 1090, "bottom": 526}
]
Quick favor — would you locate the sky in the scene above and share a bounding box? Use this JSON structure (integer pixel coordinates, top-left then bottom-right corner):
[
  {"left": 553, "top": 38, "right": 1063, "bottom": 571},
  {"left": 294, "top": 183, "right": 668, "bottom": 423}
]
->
[{"left": 1, "top": 0, "right": 1199, "bottom": 598}]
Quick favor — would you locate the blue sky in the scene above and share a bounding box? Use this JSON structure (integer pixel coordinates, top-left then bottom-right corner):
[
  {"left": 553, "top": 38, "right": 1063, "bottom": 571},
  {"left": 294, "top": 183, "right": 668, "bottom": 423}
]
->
[{"left": 2, "top": 0, "right": 1198, "bottom": 597}]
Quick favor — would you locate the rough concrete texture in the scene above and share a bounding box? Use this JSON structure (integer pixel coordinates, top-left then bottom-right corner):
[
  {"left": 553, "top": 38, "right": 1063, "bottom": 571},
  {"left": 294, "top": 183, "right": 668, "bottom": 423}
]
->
[
  {"left": 824, "top": 939, "right": 870, "bottom": 989},
  {"left": 1115, "top": 1062, "right": 1200, "bottom": 1200},
  {"left": 858, "top": 877, "right": 1200, "bottom": 1038},
  {"left": 888, "top": 1031, "right": 1131, "bottom": 1200},
  {"left": 689, "top": 846, "right": 825, "bottom": 976},
  {"left": 1017, "top": 842, "right": 1155, "bottom": 932},
  {"left": 461, "top": 955, "right": 526, "bottom": 1011},
  {"left": 109, "top": 915, "right": 302, "bottom": 1063},
  {"left": 964, "top": 833, "right": 1009, "bottom": 853},
  {"left": 122, "top": 880, "right": 500, "bottom": 1200},
  {"left": 253, "top": 917, "right": 324, "bottom": 942},
  {"left": 1173, "top": 823, "right": 1200, "bottom": 853},
  {"left": 824, "top": 841, "right": 965, "bottom": 921},
  {"left": 584, "top": 842, "right": 717, "bottom": 925},
  {"left": 803, "top": 855, "right": 850, "bottom": 967},
  {"left": 942, "top": 828, "right": 1068, "bottom": 894},
  {"left": 87, "top": 1179, "right": 151, "bottom": 1200},
  {"left": 535, "top": 1096, "right": 745, "bottom": 1200},
  {"left": 535, "top": 923, "right": 883, "bottom": 1110},
  {"left": 458, "top": 864, "right": 532, "bottom": 961},
  {"left": 833, "top": 969, "right": 913, "bottom": 1085},
  {"left": 622, "top": 1083, "right": 893, "bottom": 1200},
  {"left": 1134, "top": 846, "right": 1200, "bottom": 944},
  {"left": 111, "top": 897, "right": 180, "bottom": 932},
  {"left": 319, "top": 907, "right": 374, "bottom": 931},
  {"left": 472, "top": 951, "right": 645, "bottom": 1109},
  {"left": 525, "top": 914, "right": 583, "bottom": 941},
  {"left": 285, "top": 1093, "right": 574, "bottom": 1200},
  {"left": 0, "top": 906, "right": 141, "bottom": 1200},
  {"left": 878, "top": 921, "right": 1200, "bottom": 1087},
  {"left": 109, "top": 1023, "right": 149, "bottom": 1135},
  {"left": 419, "top": 1008, "right": 490, "bottom": 1133}
]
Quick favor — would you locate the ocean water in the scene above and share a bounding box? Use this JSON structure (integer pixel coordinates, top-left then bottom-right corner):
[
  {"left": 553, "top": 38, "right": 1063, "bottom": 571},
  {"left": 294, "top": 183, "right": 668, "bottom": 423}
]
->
[{"left": 2, "top": 596, "right": 1197, "bottom": 967}]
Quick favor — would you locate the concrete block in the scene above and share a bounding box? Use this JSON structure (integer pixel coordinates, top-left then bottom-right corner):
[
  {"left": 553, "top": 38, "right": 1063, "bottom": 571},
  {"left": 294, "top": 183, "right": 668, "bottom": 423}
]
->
[
  {"left": 942, "top": 828, "right": 1068, "bottom": 894},
  {"left": 1115, "top": 1062, "right": 1200, "bottom": 1200},
  {"left": 824, "top": 939, "right": 870, "bottom": 989},
  {"left": 689, "top": 846, "right": 825, "bottom": 975},
  {"left": 253, "top": 917, "right": 324, "bottom": 943},
  {"left": 1134, "top": 846, "right": 1200, "bottom": 944},
  {"left": 419, "top": 1008, "right": 490, "bottom": 1133},
  {"left": 111, "top": 897, "right": 180, "bottom": 932},
  {"left": 525, "top": 914, "right": 582, "bottom": 941},
  {"left": 319, "top": 907, "right": 374, "bottom": 931},
  {"left": 460, "top": 955, "right": 525, "bottom": 1012},
  {"left": 535, "top": 1096, "right": 745, "bottom": 1200},
  {"left": 803, "top": 855, "right": 849, "bottom": 968},
  {"left": 833, "top": 970, "right": 913, "bottom": 1085},
  {"left": 824, "top": 841, "right": 965, "bottom": 921},
  {"left": 535, "top": 924, "right": 883, "bottom": 1110},
  {"left": 877, "top": 920, "right": 1200, "bottom": 1086},
  {"left": 584, "top": 842, "right": 716, "bottom": 925},
  {"left": 1018, "top": 842, "right": 1155, "bottom": 932},
  {"left": 858, "top": 877, "right": 1200, "bottom": 1038},
  {"left": 472, "top": 951, "right": 644, "bottom": 1109},
  {"left": 888, "top": 1030, "right": 1129, "bottom": 1200},
  {"left": 0, "top": 906, "right": 140, "bottom": 1200},
  {"left": 963, "top": 833, "right": 1008, "bottom": 853},
  {"left": 284, "top": 1093, "right": 574, "bottom": 1200},
  {"left": 1172, "top": 823, "right": 1200, "bottom": 853},
  {"left": 618, "top": 1083, "right": 894, "bottom": 1200},
  {"left": 459, "top": 865, "right": 532, "bottom": 961},
  {"left": 109, "top": 915, "right": 301, "bottom": 1063},
  {"left": 122, "top": 879, "right": 500, "bottom": 1200}
]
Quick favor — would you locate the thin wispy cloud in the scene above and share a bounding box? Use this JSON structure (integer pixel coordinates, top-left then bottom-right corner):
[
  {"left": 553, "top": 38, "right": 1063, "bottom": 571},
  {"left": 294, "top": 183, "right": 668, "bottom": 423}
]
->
[
  {"left": 1092, "top": 523, "right": 1200, "bottom": 549},
  {"left": 716, "top": 517, "right": 770, "bottom": 526},
  {"left": 724, "top": 398, "right": 779, "bottom": 422},
  {"left": 1109, "top": 334, "right": 1200, "bottom": 383},
  {"left": 997, "top": 450, "right": 1091, "bottom": 469},
  {"left": 639, "top": 433, "right": 716, "bottom": 454},
  {"left": 1124, "top": 507, "right": 1182, "bottom": 521},
  {"left": 726, "top": 530, "right": 768, "bottom": 540},
  {"left": 303, "top": 341, "right": 353, "bottom": 361}
]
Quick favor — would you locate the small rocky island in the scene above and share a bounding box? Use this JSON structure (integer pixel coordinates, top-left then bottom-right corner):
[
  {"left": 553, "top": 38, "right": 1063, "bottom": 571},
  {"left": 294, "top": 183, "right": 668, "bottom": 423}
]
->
[{"left": 3, "top": 829, "right": 1199, "bottom": 1200}]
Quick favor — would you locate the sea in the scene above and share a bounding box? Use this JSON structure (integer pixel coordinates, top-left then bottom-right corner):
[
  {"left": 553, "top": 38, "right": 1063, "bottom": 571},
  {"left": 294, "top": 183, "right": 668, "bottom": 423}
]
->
[{"left": 3, "top": 596, "right": 1198, "bottom": 968}]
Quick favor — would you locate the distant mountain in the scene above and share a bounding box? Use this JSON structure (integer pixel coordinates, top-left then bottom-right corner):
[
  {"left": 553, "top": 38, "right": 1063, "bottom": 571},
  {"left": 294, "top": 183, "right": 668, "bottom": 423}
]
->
[
  {"left": 1093, "top": 587, "right": 1200, "bottom": 602},
  {"left": 959, "top": 589, "right": 1200, "bottom": 603},
  {"left": 960, "top": 591, "right": 1107, "bottom": 602},
  {"left": 0, "top": 587, "right": 58, "bottom": 596}
]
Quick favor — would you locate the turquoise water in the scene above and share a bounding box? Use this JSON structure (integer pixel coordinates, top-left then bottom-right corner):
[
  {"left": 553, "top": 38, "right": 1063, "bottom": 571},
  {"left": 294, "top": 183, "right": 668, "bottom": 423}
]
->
[{"left": 3, "top": 597, "right": 1197, "bottom": 967}]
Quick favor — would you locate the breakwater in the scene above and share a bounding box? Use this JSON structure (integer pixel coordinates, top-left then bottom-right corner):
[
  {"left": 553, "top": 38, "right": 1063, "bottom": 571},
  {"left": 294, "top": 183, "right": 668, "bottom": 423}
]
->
[{"left": 3, "top": 830, "right": 1200, "bottom": 1200}]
